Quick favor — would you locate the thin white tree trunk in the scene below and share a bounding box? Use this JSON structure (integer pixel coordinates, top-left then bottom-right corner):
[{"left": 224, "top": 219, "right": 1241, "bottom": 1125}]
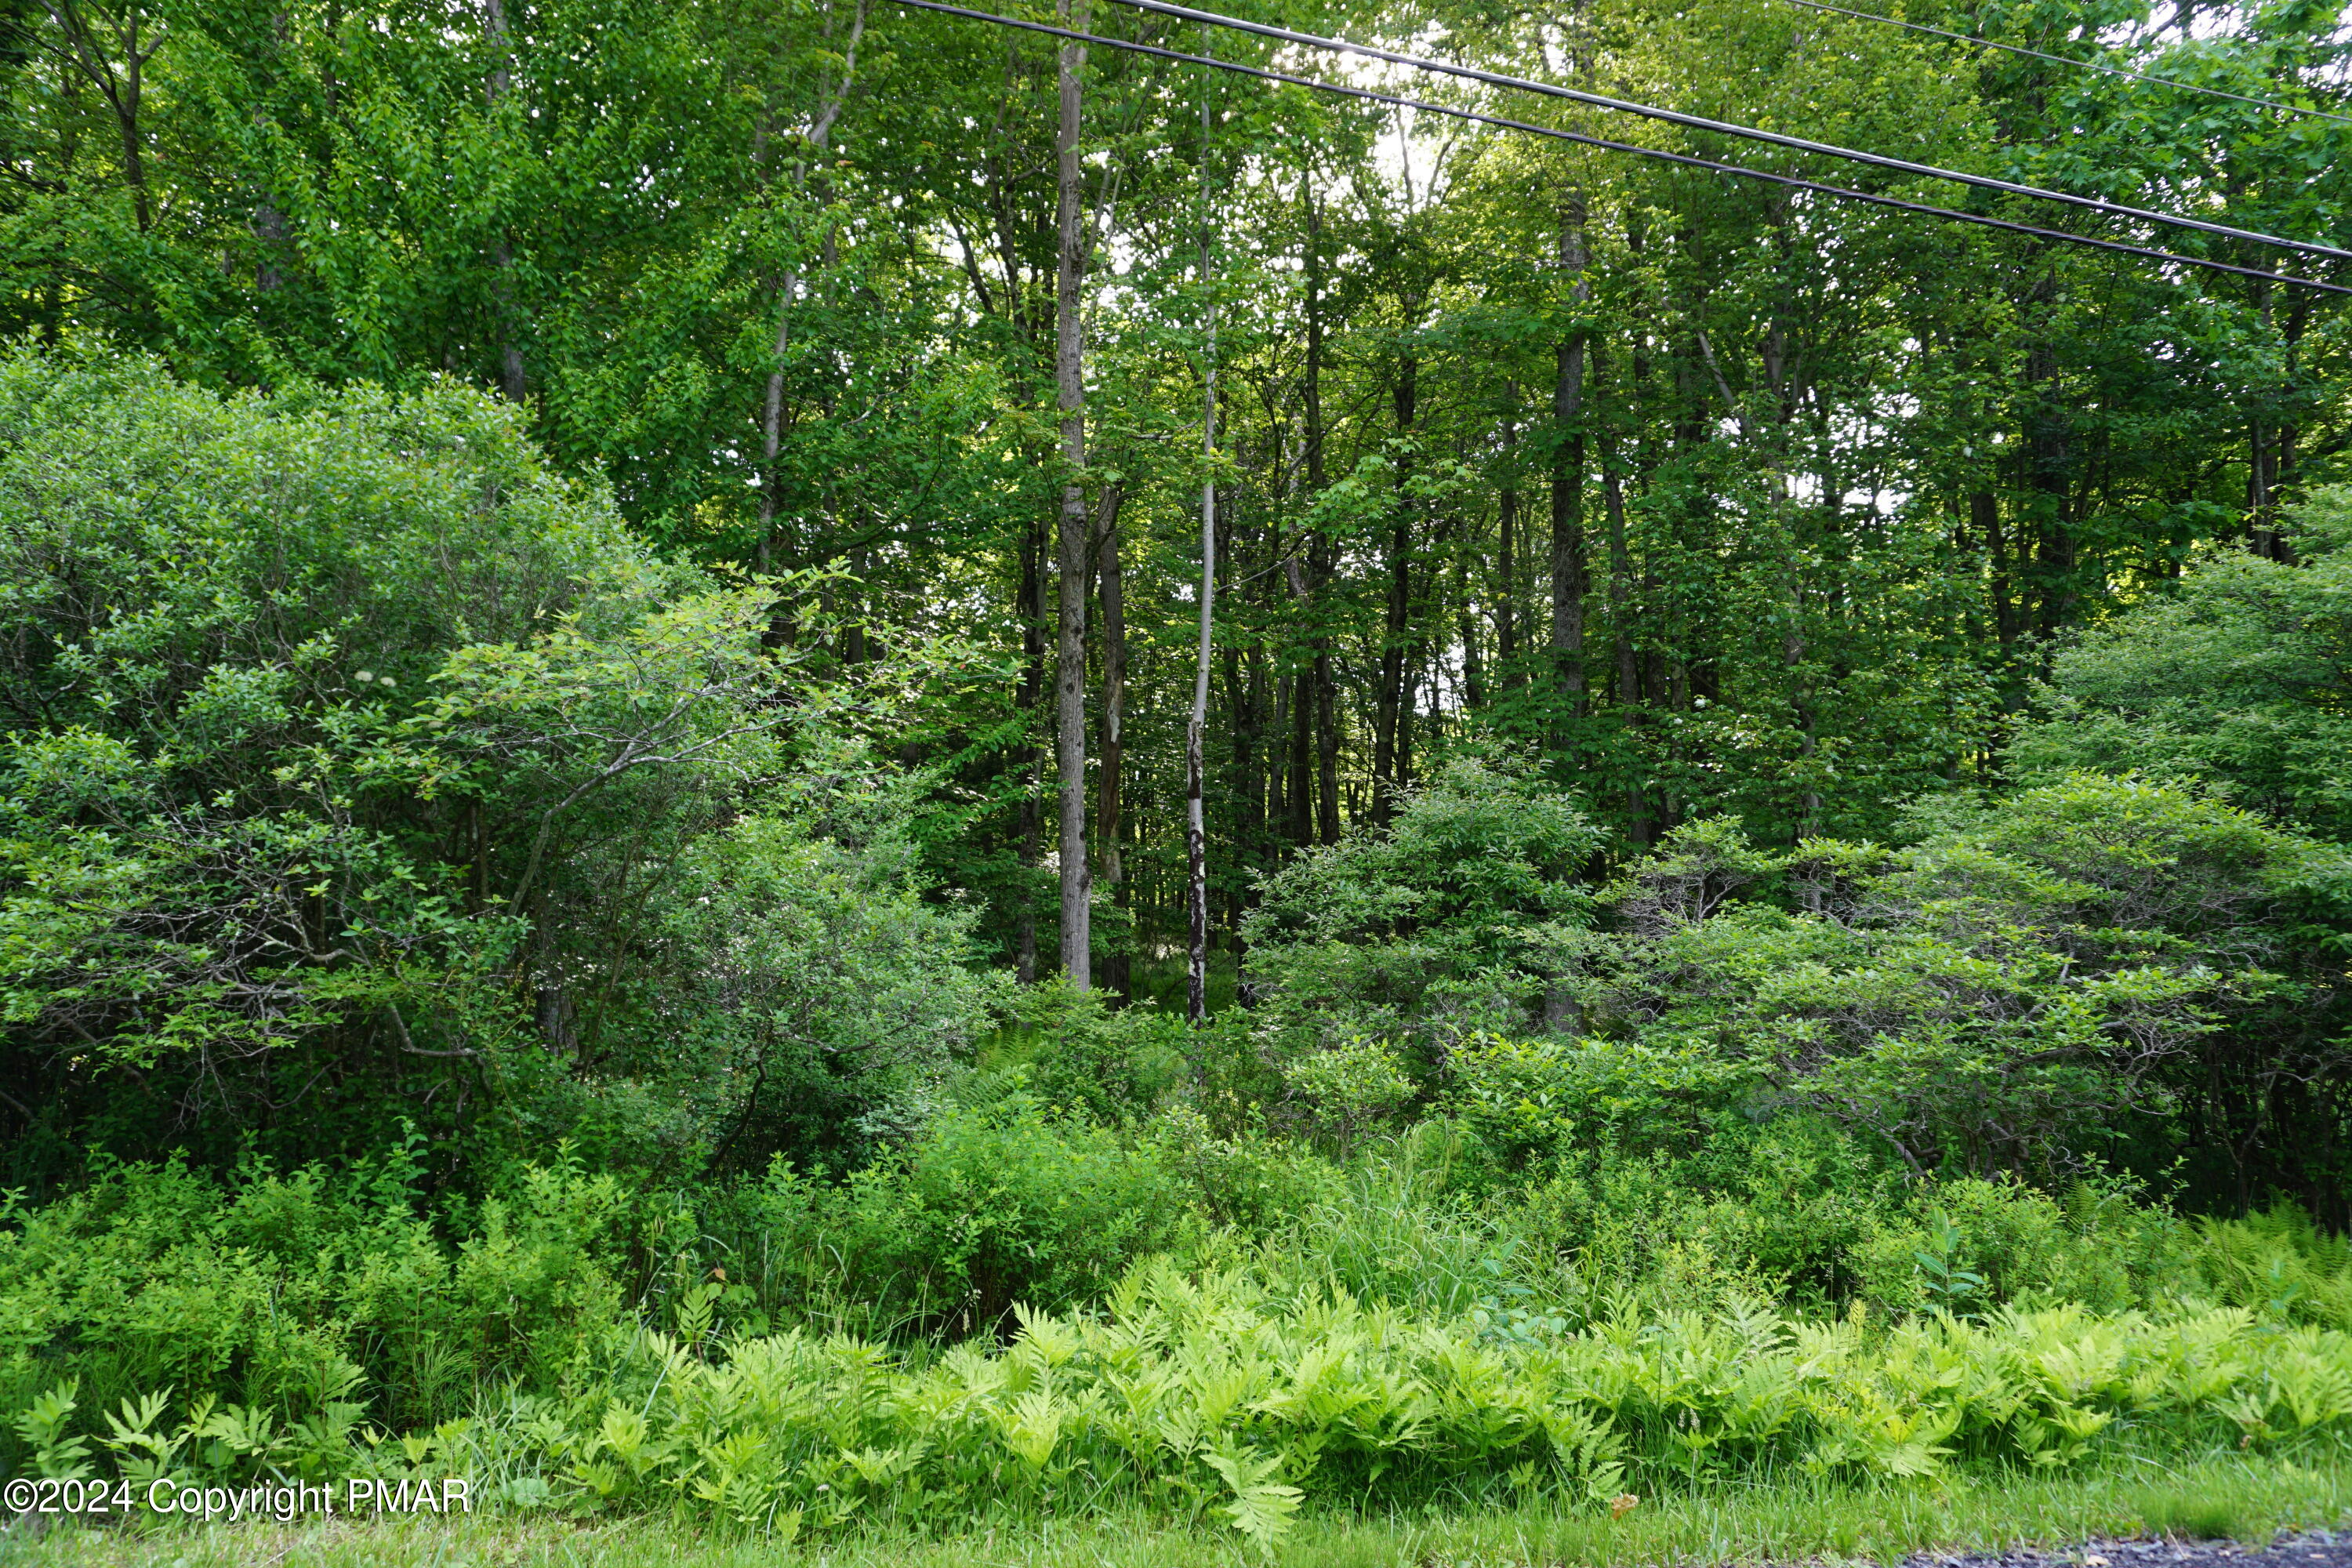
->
[
  {"left": 1187, "top": 58, "right": 1218, "bottom": 1025},
  {"left": 1054, "top": 0, "right": 1091, "bottom": 988},
  {"left": 1187, "top": 425, "right": 1214, "bottom": 1024}
]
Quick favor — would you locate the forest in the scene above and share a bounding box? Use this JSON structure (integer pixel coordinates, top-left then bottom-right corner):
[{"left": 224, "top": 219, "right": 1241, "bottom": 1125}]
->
[{"left": 1, "top": 0, "right": 2351, "bottom": 1559}]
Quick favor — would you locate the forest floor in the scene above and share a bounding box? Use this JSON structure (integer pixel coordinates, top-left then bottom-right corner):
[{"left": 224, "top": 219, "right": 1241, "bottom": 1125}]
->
[{"left": 4, "top": 1452, "right": 2347, "bottom": 1568}]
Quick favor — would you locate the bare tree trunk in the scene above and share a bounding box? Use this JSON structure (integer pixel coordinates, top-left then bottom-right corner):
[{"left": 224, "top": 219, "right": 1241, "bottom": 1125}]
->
[
  {"left": 1094, "top": 484, "right": 1129, "bottom": 996},
  {"left": 1017, "top": 515, "right": 1045, "bottom": 984},
  {"left": 255, "top": 201, "right": 287, "bottom": 292},
  {"left": 1189, "top": 80, "right": 1218, "bottom": 1024},
  {"left": 50, "top": 0, "right": 157, "bottom": 233},
  {"left": 1599, "top": 424, "right": 1648, "bottom": 844},
  {"left": 1054, "top": 0, "right": 1091, "bottom": 989},
  {"left": 1286, "top": 662, "right": 1312, "bottom": 847},
  {"left": 1456, "top": 529, "right": 1486, "bottom": 710},
  {"left": 1303, "top": 176, "right": 1325, "bottom": 495},
  {"left": 1973, "top": 489, "right": 2020, "bottom": 712},
  {"left": 114, "top": 8, "right": 152, "bottom": 234},
  {"left": 1373, "top": 345, "right": 1417, "bottom": 827},
  {"left": 755, "top": 267, "right": 793, "bottom": 572},
  {"left": 1235, "top": 572, "right": 1269, "bottom": 919},
  {"left": 2024, "top": 271, "right": 2075, "bottom": 641},
  {"left": 1274, "top": 669, "right": 1297, "bottom": 844},
  {"left": 2248, "top": 263, "right": 2290, "bottom": 561},
  {"left": 1188, "top": 468, "right": 1215, "bottom": 1023},
  {"left": 1497, "top": 398, "right": 1520, "bottom": 688},
  {"left": 1221, "top": 618, "right": 1248, "bottom": 933},
  {"left": 1301, "top": 172, "right": 1341, "bottom": 846},
  {"left": 1549, "top": 204, "right": 1591, "bottom": 735},
  {"left": 252, "top": 7, "right": 291, "bottom": 292}
]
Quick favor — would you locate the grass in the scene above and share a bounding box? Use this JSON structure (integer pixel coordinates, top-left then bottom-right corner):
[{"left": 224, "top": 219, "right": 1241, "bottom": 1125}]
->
[{"left": 9, "top": 1449, "right": 2348, "bottom": 1568}]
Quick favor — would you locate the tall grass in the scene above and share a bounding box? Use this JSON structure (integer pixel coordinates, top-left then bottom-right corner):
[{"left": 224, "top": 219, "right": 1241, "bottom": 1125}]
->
[{"left": 1240, "top": 1129, "right": 1579, "bottom": 1323}]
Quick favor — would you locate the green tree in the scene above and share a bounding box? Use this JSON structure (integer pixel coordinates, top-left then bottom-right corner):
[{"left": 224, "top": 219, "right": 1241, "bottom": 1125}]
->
[
  {"left": 2018, "top": 486, "right": 2352, "bottom": 842},
  {"left": 0, "top": 347, "right": 986, "bottom": 1185}
]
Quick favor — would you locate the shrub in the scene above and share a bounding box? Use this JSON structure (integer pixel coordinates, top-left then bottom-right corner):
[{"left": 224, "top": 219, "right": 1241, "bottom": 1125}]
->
[
  {"left": 1149, "top": 1105, "right": 1344, "bottom": 1236},
  {"left": 764, "top": 1098, "right": 1189, "bottom": 1334},
  {"left": 989, "top": 977, "right": 1185, "bottom": 1127},
  {"left": 661, "top": 805, "right": 1000, "bottom": 1176},
  {"left": 1242, "top": 756, "right": 1602, "bottom": 1051},
  {"left": 1848, "top": 1177, "right": 2188, "bottom": 1318},
  {"left": 1445, "top": 1031, "right": 1763, "bottom": 1168},
  {"left": 0, "top": 1149, "right": 636, "bottom": 1475},
  {"left": 1572, "top": 782, "right": 2352, "bottom": 1205},
  {"left": 0, "top": 348, "right": 980, "bottom": 1192},
  {"left": 1285, "top": 1033, "right": 1417, "bottom": 1156},
  {"left": 1182, "top": 1010, "right": 1292, "bottom": 1138}
]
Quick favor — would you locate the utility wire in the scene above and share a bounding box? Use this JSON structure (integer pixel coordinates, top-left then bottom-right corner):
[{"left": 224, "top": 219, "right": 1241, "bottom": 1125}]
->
[
  {"left": 890, "top": 0, "right": 2352, "bottom": 296},
  {"left": 1780, "top": 0, "right": 2352, "bottom": 131},
  {"left": 1099, "top": 0, "right": 2352, "bottom": 267}
]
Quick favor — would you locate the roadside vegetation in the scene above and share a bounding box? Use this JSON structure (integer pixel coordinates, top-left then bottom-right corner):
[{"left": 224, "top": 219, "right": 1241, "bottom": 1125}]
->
[
  {"left": 4, "top": 0, "right": 2352, "bottom": 1540},
  {"left": 5, "top": 360, "right": 2352, "bottom": 1560}
]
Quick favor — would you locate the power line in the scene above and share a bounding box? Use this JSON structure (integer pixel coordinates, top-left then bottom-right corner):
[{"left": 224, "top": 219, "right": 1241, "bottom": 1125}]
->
[
  {"left": 890, "top": 0, "right": 2352, "bottom": 296},
  {"left": 1780, "top": 0, "right": 2352, "bottom": 131},
  {"left": 1101, "top": 0, "right": 2352, "bottom": 267}
]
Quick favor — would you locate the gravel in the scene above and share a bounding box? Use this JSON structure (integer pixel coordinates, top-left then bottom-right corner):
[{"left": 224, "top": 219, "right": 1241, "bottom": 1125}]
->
[{"left": 1906, "top": 1532, "right": 2350, "bottom": 1568}]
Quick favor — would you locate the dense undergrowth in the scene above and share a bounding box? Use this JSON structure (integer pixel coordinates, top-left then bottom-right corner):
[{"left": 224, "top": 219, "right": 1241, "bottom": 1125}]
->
[
  {"left": 7, "top": 361, "right": 2352, "bottom": 1558},
  {"left": 5, "top": 1131, "right": 2352, "bottom": 1552}
]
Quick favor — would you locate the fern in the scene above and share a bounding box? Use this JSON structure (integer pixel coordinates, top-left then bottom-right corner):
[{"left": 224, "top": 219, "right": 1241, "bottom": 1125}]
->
[
  {"left": 16, "top": 1381, "right": 93, "bottom": 1480},
  {"left": 24, "top": 1261, "right": 2352, "bottom": 1538},
  {"left": 1206, "top": 1443, "right": 1303, "bottom": 1560}
]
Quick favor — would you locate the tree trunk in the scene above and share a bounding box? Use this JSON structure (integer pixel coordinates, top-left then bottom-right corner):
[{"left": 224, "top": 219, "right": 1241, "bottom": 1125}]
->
[
  {"left": 1232, "top": 601, "right": 1265, "bottom": 899},
  {"left": 1313, "top": 572, "right": 1340, "bottom": 846},
  {"left": 1094, "top": 483, "right": 1127, "bottom": 995},
  {"left": 1054, "top": 2, "right": 1091, "bottom": 989},
  {"left": 2269, "top": 283, "right": 2312, "bottom": 566},
  {"left": 1189, "top": 470, "right": 1215, "bottom": 1022},
  {"left": 756, "top": 268, "right": 793, "bottom": 572},
  {"left": 2248, "top": 263, "right": 2296, "bottom": 562},
  {"left": 1279, "top": 672, "right": 1298, "bottom": 846},
  {"left": 1189, "top": 90, "right": 1219, "bottom": 1024},
  {"left": 1222, "top": 626, "right": 1250, "bottom": 933},
  {"left": 1549, "top": 205, "right": 1591, "bottom": 736},
  {"left": 1599, "top": 423, "right": 1648, "bottom": 844},
  {"left": 1456, "top": 526, "right": 1486, "bottom": 711},
  {"left": 1497, "top": 400, "right": 1520, "bottom": 688},
  {"left": 1017, "top": 516, "right": 1045, "bottom": 983},
  {"left": 1303, "top": 176, "right": 1325, "bottom": 494},
  {"left": 1374, "top": 345, "right": 1417, "bottom": 827},
  {"left": 1973, "top": 490, "right": 2020, "bottom": 712},
  {"left": 1301, "top": 172, "right": 1341, "bottom": 846},
  {"left": 2024, "top": 274, "right": 2075, "bottom": 641},
  {"left": 256, "top": 9, "right": 292, "bottom": 294}
]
